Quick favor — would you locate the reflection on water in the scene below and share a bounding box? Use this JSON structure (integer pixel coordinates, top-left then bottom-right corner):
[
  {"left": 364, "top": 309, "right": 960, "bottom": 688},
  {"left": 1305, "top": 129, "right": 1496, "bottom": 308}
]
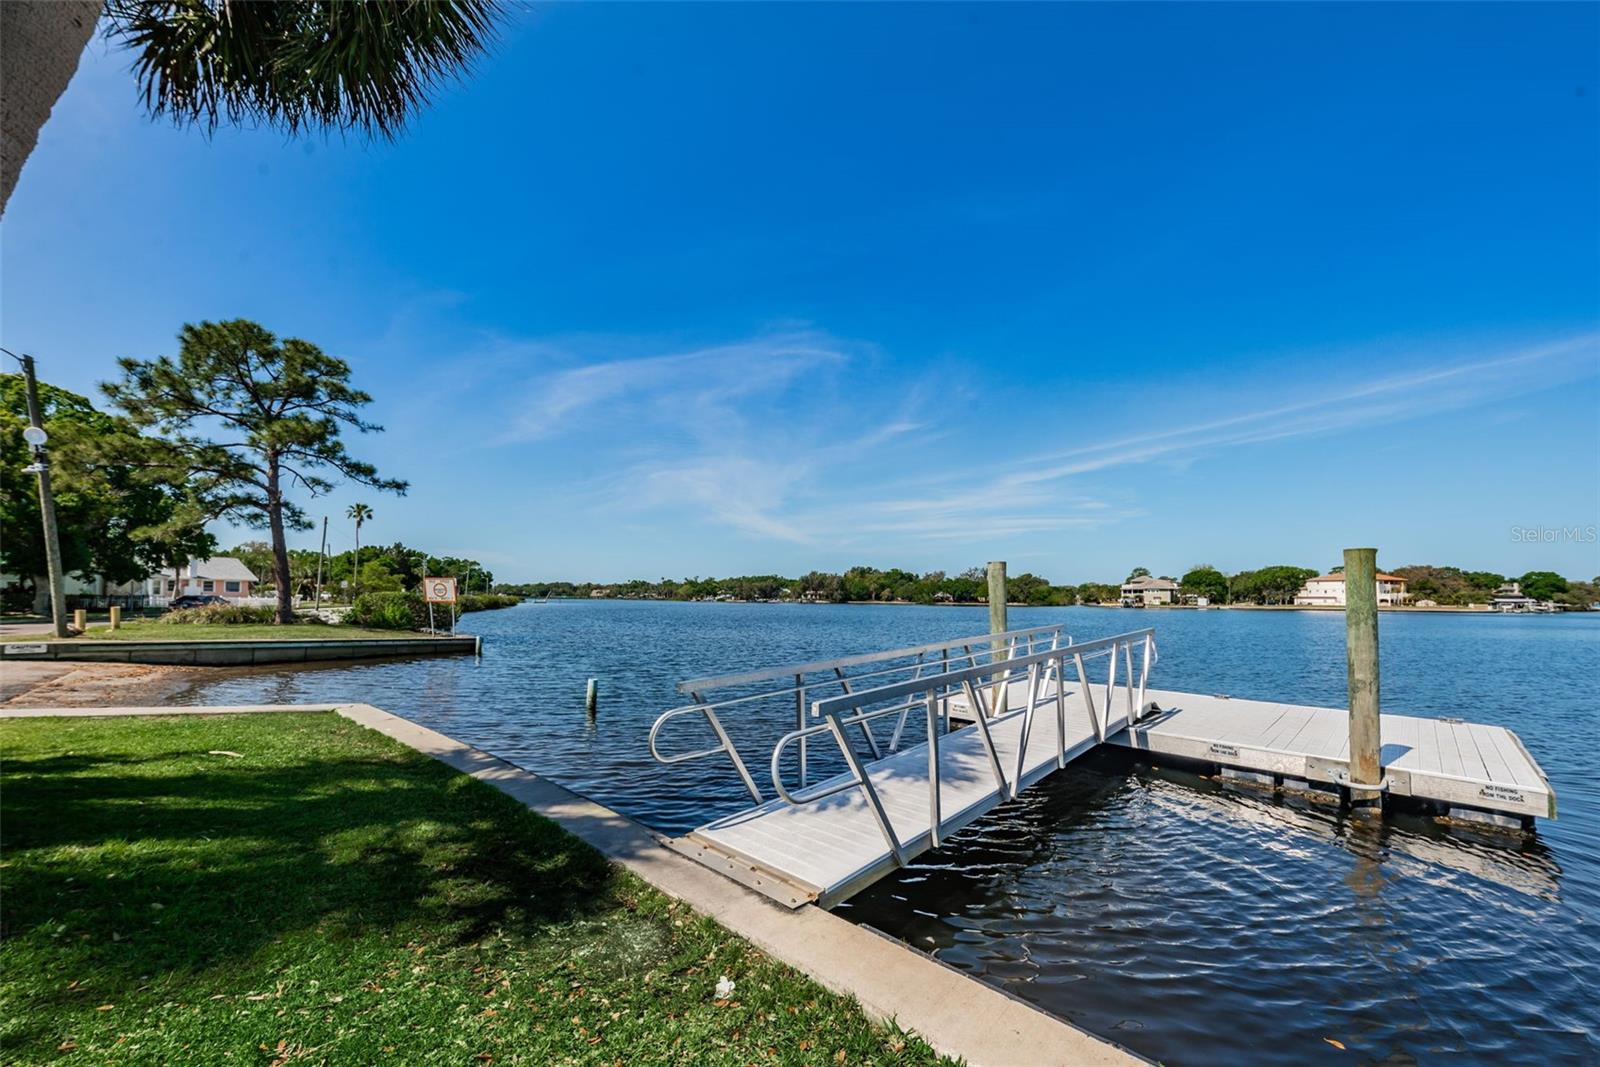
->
[
  {"left": 172, "top": 601, "right": 1600, "bottom": 1065},
  {"left": 840, "top": 750, "right": 1586, "bottom": 1065}
]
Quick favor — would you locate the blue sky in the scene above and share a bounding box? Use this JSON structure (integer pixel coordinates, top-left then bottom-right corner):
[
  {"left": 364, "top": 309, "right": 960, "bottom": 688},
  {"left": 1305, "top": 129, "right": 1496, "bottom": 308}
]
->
[{"left": 3, "top": 3, "right": 1597, "bottom": 583}]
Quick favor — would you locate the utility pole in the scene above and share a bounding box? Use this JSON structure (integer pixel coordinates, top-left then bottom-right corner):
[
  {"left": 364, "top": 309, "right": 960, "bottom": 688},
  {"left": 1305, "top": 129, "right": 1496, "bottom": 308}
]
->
[
  {"left": 9, "top": 352, "right": 68, "bottom": 637},
  {"left": 312, "top": 515, "right": 328, "bottom": 611}
]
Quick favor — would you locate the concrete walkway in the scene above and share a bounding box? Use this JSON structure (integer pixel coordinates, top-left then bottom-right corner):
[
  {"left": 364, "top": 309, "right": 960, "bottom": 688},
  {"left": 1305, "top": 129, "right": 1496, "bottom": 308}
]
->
[
  {"left": 0, "top": 702, "right": 1144, "bottom": 1067},
  {"left": 0, "top": 620, "right": 55, "bottom": 637}
]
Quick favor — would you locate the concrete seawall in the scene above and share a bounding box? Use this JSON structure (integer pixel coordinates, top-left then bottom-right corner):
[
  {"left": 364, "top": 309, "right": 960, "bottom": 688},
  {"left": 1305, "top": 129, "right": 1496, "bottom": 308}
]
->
[{"left": 0, "top": 636, "right": 479, "bottom": 666}]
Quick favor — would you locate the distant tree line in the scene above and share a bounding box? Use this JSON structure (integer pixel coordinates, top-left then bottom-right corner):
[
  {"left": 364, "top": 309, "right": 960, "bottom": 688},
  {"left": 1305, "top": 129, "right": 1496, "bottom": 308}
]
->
[{"left": 496, "top": 562, "right": 1598, "bottom": 609}]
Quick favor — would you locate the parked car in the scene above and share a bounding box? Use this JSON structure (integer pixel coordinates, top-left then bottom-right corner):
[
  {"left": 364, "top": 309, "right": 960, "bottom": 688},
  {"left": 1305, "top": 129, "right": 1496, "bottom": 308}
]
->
[{"left": 167, "top": 595, "right": 229, "bottom": 610}]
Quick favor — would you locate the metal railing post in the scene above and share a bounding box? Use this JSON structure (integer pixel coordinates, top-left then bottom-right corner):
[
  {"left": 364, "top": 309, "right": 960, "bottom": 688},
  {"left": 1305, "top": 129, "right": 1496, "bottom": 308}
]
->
[
  {"left": 926, "top": 689, "right": 942, "bottom": 848},
  {"left": 961, "top": 678, "right": 1011, "bottom": 793},
  {"left": 826, "top": 712, "right": 906, "bottom": 866},
  {"left": 1123, "top": 639, "right": 1136, "bottom": 731},
  {"left": 1074, "top": 652, "right": 1103, "bottom": 743},
  {"left": 1054, "top": 645, "right": 1069, "bottom": 768},
  {"left": 795, "top": 674, "right": 808, "bottom": 788}
]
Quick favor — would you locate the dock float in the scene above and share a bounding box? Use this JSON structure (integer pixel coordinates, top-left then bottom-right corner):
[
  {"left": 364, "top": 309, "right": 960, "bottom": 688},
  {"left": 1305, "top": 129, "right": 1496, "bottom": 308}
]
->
[{"left": 650, "top": 626, "right": 1555, "bottom": 909}]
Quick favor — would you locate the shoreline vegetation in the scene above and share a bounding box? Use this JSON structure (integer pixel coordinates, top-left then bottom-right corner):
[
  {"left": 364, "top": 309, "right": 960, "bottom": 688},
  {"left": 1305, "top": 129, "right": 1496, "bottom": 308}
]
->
[{"left": 497, "top": 564, "right": 1598, "bottom": 612}]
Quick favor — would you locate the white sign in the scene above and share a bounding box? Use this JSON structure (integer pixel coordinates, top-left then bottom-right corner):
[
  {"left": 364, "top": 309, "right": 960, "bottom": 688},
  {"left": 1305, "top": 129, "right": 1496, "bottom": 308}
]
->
[
  {"left": 4, "top": 643, "right": 48, "bottom": 655},
  {"left": 423, "top": 577, "right": 458, "bottom": 604}
]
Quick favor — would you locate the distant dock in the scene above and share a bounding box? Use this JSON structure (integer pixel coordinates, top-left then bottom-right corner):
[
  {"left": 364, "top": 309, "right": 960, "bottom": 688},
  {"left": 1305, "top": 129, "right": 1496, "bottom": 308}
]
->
[{"left": 651, "top": 625, "right": 1554, "bottom": 909}]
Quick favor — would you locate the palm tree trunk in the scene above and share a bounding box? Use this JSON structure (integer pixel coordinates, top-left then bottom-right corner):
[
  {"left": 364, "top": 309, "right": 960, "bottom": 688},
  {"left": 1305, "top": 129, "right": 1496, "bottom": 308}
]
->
[
  {"left": 1, "top": 2, "right": 100, "bottom": 214},
  {"left": 352, "top": 524, "right": 361, "bottom": 601}
]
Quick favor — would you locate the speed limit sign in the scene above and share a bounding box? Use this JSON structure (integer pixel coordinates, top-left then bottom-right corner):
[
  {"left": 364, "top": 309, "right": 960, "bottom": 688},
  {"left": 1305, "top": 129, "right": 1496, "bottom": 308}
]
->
[{"left": 423, "top": 576, "right": 458, "bottom": 604}]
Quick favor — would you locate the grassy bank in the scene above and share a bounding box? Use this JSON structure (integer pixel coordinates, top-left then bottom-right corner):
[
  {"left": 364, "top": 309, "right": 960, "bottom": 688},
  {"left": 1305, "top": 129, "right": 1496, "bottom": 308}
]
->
[
  {"left": 53, "top": 622, "right": 434, "bottom": 641},
  {"left": 0, "top": 713, "right": 945, "bottom": 1065}
]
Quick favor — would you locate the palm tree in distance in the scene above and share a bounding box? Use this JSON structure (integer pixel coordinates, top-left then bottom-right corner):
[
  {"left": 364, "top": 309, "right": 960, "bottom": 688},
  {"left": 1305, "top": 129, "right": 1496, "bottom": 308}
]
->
[
  {"left": 2, "top": 1, "right": 500, "bottom": 212},
  {"left": 347, "top": 502, "right": 373, "bottom": 600}
]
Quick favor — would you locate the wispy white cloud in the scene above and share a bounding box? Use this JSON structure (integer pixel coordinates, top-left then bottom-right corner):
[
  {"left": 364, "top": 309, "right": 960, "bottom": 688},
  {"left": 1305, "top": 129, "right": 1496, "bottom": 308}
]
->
[
  {"left": 478, "top": 329, "right": 1598, "bottom": 550},
  {"left": 498, "top": 332, "right": 850, "bottom": 444},
  {"left": 989, "top": 334, "right": 1597, "bottom": 491}
]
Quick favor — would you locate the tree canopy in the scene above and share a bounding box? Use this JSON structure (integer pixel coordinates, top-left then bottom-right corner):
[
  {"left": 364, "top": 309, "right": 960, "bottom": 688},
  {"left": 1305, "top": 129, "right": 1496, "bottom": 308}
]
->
[
  {"left": 105, "top": 320, "right": 406, "bottom": 622},
  {"left": 1179, "top": 566, "right": 1229, "bottom": 603},
  {"left": 2, "top": 375, "right": 211, "bottom": 610}
]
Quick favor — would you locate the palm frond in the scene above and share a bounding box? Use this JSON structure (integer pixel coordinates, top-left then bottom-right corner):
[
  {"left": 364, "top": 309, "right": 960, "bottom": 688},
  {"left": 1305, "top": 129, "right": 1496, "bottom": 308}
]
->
[{"left": 102, "top": 1, "right": 501, "bottom": 138}]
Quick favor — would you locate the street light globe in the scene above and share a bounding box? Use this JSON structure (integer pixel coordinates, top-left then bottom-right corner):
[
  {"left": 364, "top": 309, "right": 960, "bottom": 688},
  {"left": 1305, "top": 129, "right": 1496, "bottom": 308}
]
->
[{"left": 22, "top": 426, "right": 47, "bottom": 446}]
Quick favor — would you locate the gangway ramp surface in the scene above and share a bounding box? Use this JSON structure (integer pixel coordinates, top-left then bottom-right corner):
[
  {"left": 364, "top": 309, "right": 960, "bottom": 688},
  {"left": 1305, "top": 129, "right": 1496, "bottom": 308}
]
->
[{"left": 681, "top": 674, "right": 1135, "bottom": 907}]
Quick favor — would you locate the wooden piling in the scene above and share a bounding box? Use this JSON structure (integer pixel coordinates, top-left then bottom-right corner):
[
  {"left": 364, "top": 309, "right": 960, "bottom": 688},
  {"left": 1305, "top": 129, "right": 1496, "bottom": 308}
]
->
[
  {"left": 72, "top": 608, "right": 86, "bottom": 632},
  {"left": 1344, "top": 547, "right": 1382, "bottom": 803},
  {"left": 585, "top": 678, "right": 598, "bottom": 717},
  {"left": 988, "top": 561, "right": 1008, "bottom": 715},
  {"left": 109, "top": 606, "right": 121, "bottom": 631}
]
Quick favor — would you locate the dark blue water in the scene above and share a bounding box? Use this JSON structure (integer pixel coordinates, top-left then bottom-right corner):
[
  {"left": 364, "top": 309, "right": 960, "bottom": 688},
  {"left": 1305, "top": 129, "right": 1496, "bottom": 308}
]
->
[{"left": 175, "top": 602, "right": 1600, "bottom": 1065}]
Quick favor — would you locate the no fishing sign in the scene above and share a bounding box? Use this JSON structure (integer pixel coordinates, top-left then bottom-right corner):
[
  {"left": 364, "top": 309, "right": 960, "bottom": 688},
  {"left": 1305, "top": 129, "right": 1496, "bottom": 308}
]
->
[{"left": 424, "top": 576, "right": 458, "bottom": 604}]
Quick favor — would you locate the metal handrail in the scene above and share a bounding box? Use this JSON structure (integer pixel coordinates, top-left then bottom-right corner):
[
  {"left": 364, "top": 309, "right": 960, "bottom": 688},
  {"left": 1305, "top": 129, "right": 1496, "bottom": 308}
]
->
[
  {"left": 650, "top": 623, "right": 1071, "bottom": 801},
  {"left": 783, "top": 628, "right": 1157, "bottom": 862},
  {"left": 674, "top": 622, "right": 1071, "bottom": 693},
  {"left": 769, "top": 699, "right": 927, "bottom": 805}
]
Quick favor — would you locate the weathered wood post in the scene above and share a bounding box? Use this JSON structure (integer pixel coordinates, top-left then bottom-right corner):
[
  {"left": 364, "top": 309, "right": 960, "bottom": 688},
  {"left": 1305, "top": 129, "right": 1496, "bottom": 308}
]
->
[
  {"left": 585, "top": 678, "right": 598, "bottom": 718},
  {"left": 72, "top": 608, "right": 86, "bottom": 632},
  {"left": 988, "top": 560, "right": 1008, "bottom": 715},
  {"left": 109, "top": 605, "right": 121, "bottom": 631},
  {"left": 1344, "top": 547, "right": 1382, "bottom": 806}
]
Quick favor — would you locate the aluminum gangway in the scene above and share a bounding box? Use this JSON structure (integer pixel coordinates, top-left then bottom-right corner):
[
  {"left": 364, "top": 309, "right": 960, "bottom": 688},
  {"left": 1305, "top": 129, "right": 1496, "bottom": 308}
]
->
[
  {"left": 651, "top": 624, "right": 1556, "bottom": 909},
  {"left": 651, "top": 627, "right": 1157, "bottom": 907}
]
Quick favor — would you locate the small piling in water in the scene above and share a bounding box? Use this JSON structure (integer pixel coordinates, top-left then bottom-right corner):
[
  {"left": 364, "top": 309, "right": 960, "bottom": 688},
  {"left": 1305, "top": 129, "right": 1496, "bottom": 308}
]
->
[
  {"left": 1344, "top": 546, "right": 1383, "bottom": 808},
  {"left": 585, "top": 678, "right": 598, "bottom": 717}
]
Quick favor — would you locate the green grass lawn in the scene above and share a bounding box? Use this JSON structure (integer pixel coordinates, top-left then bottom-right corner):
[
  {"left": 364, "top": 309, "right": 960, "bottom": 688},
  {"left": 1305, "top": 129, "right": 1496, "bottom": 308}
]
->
[
  {"left": 55, "top": 622, "right": 432, "bottom": 641},
  {"left": 0, "top": 714, "right": 948, "bottom": 1065}
]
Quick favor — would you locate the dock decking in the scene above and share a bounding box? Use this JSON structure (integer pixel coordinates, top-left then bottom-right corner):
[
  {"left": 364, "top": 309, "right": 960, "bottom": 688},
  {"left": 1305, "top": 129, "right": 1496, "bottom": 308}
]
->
[
  {"left": 1115, "top": 688, "right": 1556, "bottom": 821},
  {"left": 656, "top": 628, "right": 1556, "bottom": 909}
]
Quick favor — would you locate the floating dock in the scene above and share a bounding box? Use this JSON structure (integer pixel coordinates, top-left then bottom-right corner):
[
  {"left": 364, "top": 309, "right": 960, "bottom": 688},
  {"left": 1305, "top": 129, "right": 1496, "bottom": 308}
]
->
[
  {"left": 651, "top": 627, "right": 1555, "bottom": 909},
  {"left": 1116, "top": 689, "right": 1555, "bottom": 822}
]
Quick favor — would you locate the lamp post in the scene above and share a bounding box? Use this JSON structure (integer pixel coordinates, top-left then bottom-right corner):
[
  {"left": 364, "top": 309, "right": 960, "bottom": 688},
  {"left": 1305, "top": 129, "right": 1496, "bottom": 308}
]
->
[{"left": 5, "top": 350, "right": 68, "bottom": 637}]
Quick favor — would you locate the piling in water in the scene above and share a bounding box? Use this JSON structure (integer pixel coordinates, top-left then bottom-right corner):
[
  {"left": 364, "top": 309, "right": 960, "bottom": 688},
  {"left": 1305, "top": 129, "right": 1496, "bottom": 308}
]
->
[
  {"left": 585, "top": 678, "right": 598, "bottom": 716},
  {"left": 988, "top": 561, "right": 1008, "bottom": 716},
  {"left": 1344, "top": 546, "right": 1382, "bottom": 805}
]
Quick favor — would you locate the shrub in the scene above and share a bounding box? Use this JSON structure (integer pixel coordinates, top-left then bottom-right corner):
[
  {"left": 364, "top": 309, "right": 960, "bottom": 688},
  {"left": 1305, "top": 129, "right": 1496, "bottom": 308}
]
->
[
  {"left": 160, "top": 603, "right": 277, "bottom": 625},
  {"left": 458, "top": 593, "right": 520, "bottom": 613},
  {"left": 347, "top": 591, "right": 428, "bottom": 631}
]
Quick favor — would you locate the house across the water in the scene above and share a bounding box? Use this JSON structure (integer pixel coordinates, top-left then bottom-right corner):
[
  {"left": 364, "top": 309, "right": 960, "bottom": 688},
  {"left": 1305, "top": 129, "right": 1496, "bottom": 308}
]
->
[
  {"left": 1294, "top": 571, "right": 1409, "bottom": 607},
  {"left": 1120, "top": 575, "right": 1180, "bottom": 606},
  {"left": 1489, "top": 581, "right": 1555, "bottom": 613},
  {"left": 147, "top": 557, "right": 260, "bottom": 600}
]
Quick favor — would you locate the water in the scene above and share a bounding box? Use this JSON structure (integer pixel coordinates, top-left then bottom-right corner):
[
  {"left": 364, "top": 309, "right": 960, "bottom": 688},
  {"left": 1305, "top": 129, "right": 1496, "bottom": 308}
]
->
[{"left": 173, "top": 602, "right": 1600, "bottom": 1064}]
